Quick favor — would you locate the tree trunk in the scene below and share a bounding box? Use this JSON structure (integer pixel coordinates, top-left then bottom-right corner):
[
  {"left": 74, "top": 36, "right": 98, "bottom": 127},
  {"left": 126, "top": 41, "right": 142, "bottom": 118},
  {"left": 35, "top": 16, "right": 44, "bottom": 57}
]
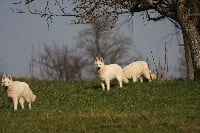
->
[
  {"left": 183, "top": 33, "right": 194, "bottom": 79},
  {"left": 177, "top": 0, "right": 200, "bottom": 80}
]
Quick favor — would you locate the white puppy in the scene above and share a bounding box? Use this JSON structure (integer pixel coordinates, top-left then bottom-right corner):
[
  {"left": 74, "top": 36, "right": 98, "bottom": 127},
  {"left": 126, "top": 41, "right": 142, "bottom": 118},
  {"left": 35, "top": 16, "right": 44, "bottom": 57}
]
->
[
  {"left": 123, "top": 61, "right": 152, "bottom": 82},
  {"left": 94, "top": 57, "right": 128, "bottom": 91},
  {"left": 1, "top": 74, "right": 36, "bottom": 110}
]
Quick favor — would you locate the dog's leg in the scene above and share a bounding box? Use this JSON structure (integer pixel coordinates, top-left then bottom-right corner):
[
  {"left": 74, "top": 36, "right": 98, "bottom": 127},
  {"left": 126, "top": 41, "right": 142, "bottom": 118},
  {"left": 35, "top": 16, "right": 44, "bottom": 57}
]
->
[
  {"left": 117, "top": 77, "right": 123, "bottom": 88},
  {"left": 132, "top": 76, "right": 137, "bottom": 82},
  {"left": 19, "top": 97, "right": 25, "bottom": 110},
  {"left": 24, "top": 97, "right": 32, "bottom": 109},
  {"left": 12, "top": 97, "right": 18, "bottom": 110},
  {"left": 101, "top": 82, "right": 105, "bottom": 91},
  {"left": 119, "top": 80, "right": 123, "bottom": 88},
  {"left": 105, "top": 80, "right": 110, "bottom": 91},
  {"left": 28, "top": 102, "right": 32, "bottom": 109},
  {"left": 139, "top": 76, "right": 143, "bottom": 82}
]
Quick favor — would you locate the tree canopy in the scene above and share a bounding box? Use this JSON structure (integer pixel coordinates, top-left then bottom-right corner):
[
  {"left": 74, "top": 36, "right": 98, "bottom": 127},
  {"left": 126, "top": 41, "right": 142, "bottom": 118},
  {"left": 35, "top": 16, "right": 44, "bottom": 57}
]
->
[{"left": 14, "top": 0, "right": 199, "bottom": 28}]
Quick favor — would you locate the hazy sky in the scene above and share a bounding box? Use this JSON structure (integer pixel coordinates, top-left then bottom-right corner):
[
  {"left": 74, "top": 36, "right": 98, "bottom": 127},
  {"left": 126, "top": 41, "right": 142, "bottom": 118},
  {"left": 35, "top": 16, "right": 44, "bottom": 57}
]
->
[{"left": 0, "top": 1, "right": 184, "bottom": 78}]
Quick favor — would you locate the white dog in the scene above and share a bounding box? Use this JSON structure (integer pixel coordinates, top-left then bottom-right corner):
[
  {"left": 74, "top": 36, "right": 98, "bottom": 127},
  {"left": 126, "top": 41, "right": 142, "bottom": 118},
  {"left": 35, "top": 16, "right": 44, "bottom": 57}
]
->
[
  {"left": 1, "top": 74, "right": 36, "bottom": 110},
  {"left": 94, "top": 57, "right": 128, "bottom": 91},
  {"left": 123, "top": 61, "right": 152, "bottom": 82}
]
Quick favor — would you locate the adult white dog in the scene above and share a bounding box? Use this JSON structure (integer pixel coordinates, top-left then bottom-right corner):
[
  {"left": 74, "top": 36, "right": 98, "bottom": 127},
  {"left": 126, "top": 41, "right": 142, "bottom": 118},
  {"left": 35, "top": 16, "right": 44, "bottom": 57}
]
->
[
  {"left": 94, "top": 57, "right": 128, "bottom": 91},
  {"left": 1, "top": 74, "right": 36, "bottom": 110},
  {"left": 123, "top": 61, "right": 152, "bottom": 82}
]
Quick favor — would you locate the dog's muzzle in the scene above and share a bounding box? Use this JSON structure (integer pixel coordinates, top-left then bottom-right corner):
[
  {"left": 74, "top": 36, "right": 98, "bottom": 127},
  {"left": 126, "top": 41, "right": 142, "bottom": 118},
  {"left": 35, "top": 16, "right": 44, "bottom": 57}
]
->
[{"left": 3, "top": 86, "right": 8, "bottom": 91}]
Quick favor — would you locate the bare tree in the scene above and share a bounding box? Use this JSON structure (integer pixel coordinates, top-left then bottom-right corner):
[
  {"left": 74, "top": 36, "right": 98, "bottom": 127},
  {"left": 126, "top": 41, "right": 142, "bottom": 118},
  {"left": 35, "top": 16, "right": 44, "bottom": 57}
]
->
[
  {"left": 30, "top": 43, "right": 84, "bottom": 80},
  {"left": 13, "top": 0, "right": 200, "bottom": 79},
  {"left": 147, "top": 43, "right": 171, "bottom": 80},
  {"left": 76, "top": 18, "right": 138, "bottom": 78}
]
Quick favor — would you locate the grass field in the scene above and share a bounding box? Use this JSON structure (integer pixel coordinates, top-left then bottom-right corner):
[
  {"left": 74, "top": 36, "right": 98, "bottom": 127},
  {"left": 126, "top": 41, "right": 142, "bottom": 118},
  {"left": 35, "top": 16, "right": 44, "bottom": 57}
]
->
[{"left": 0, "top": 79, "right": 200, "bottom": 132}]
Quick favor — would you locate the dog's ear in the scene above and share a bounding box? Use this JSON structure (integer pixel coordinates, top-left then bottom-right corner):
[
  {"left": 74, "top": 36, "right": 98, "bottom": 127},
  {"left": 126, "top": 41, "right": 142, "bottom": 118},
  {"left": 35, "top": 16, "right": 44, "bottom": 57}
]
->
[
  {"left": 100, "top": 57, "right": 104, "bottom": 62},
  {"left": 95, "top": 57, "right": 98, "bottom": 61},
  {"left": 7, "top": 74, "right": 12, "bottom": 80},
  {"left": 2, "top": 74, "right": 6, "bottom": 79}
]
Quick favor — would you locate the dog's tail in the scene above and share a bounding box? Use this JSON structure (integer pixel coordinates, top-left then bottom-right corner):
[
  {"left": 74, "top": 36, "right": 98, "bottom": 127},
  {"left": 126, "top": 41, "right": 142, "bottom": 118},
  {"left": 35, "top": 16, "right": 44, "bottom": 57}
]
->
[{"left": 31, "top": 94, "right": 36, "bottom": 102}]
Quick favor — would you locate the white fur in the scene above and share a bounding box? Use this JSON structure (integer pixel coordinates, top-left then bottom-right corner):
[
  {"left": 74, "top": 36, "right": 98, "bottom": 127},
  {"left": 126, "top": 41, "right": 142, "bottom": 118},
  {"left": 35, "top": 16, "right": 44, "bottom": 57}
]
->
[
  {"left": 150, "top": 72, "right": 157, "bottom": 80},
  {"left": 1, "top": 74, "right": 36, "bottom": 110},
  {"left": 123, "top": 61, "right": 152, "bottom": 82},
  {"left": 95, "top": 57, "right": 128, "bottom": 91}
]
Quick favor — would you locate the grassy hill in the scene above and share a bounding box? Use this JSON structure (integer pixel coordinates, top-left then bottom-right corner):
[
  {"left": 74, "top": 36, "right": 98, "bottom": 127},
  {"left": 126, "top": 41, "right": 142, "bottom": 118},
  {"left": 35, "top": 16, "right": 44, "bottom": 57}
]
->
[{"left": 0, "top": 79, "right": 200, "bottom": 132}]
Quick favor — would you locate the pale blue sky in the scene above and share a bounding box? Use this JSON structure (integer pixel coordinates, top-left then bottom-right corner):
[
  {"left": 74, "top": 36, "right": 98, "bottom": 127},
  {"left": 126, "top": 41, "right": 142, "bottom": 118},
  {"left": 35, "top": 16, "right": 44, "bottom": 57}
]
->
[{"left": 0, "top": 0, "right": 184, "bottom": 79}]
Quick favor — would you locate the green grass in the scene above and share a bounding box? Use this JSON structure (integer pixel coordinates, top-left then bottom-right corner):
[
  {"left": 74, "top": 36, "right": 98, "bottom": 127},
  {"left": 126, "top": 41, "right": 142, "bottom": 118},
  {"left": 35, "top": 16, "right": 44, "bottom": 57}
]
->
[{"left": 0, "top": 79, "right": 200, "bottom": 132}]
